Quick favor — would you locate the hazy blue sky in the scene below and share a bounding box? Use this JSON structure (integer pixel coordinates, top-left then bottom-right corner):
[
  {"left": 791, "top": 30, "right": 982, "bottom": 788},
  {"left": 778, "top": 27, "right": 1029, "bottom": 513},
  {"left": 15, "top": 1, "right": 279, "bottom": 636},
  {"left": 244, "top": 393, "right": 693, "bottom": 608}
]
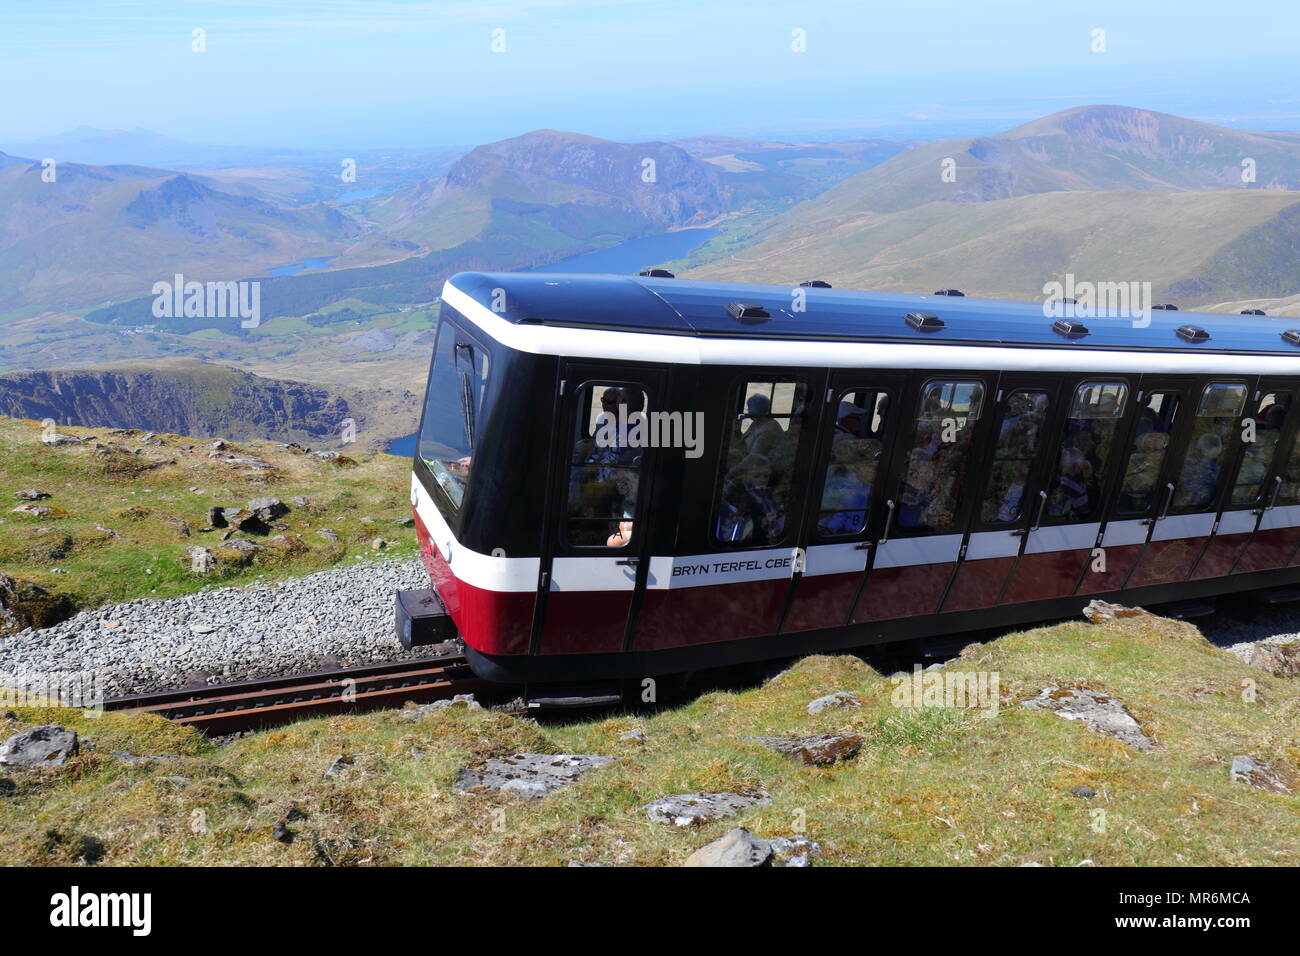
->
[{"left": 3, "top": 0, "right": 1297, "bottom": 147}]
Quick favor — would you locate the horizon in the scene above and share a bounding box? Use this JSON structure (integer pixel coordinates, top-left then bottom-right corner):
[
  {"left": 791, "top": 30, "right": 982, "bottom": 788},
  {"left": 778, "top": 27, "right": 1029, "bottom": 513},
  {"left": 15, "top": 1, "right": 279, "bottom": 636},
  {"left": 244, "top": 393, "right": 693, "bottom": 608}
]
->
[{"left": 2, "top": 1, "right": 1299, "bottom": 151}]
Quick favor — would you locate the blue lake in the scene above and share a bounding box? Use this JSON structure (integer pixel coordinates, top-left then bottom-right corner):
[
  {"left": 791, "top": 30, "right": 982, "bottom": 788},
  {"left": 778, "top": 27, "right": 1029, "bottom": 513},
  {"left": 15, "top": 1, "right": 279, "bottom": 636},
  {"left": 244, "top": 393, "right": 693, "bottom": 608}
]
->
[
  {"left": 270, "top": 256, "right": 337, "bottom": 277},
  {"left": 383, "top": 227, "right": 717, "bottom": 456}
]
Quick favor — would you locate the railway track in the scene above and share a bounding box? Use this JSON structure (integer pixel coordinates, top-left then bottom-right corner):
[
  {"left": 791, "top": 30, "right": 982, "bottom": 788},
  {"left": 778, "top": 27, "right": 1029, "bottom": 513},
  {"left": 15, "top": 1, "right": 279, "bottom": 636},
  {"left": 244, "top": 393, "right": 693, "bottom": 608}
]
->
[{"left": 103, "top": 653, "right": 494, "bottom": 735}]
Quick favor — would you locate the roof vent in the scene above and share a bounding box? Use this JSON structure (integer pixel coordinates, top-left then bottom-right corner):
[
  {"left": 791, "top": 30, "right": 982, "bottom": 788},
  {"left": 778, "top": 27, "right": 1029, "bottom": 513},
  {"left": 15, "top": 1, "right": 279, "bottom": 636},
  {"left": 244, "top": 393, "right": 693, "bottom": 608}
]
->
[
  {"left": 1153, "top": 303, "right": 1180, "bottom": 311},
  {"left": 1282, "top": 330, "right": 1300, "bottom": 346},
  {"left": 727, "top": 301, "right": 771, "bottom": 323},
  {"left": 933, "top": 289, "right": 965, "bottom": 297},
  {"left": 799, "top": 280, "right": 832, "bottom": 288},
  {"left": 905, "top": 311, "right": 945, "bottom": 332},
  {"left": 1242, "top": 308, "right": 1267, "bottom": 316},
  {"left": 1176, "top": 325, "right": 1210, "bottom": 343},
  {"left": 638, "top": 268, "right": 674, "bottom": 278},
  {"left": 1052, "top": 319, "right": 1090, "bottom": 339}
]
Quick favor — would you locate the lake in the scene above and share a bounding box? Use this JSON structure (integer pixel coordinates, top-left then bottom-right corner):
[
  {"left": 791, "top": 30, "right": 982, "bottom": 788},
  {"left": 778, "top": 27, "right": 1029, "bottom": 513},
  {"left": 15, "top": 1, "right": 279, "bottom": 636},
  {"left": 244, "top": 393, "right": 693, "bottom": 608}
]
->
[
  {"left": 383, "top": 227, "right": 718, "bottom": 455},
  {"left": 270, "top": 256, "right": 337, "bottom": 277}
]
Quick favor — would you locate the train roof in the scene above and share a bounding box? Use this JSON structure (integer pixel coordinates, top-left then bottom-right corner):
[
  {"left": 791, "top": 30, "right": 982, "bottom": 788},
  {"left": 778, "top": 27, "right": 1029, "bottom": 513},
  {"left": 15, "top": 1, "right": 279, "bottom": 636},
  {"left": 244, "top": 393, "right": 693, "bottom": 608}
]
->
[{"left": 448, "top": 271, "right": 1300, "bottom": 358}]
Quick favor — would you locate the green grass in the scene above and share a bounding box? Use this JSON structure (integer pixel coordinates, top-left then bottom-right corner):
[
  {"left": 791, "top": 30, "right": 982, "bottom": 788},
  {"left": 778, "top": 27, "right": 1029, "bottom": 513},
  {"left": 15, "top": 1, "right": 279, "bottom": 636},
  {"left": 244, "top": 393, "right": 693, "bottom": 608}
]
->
[
  {"left": 0, "top": 416, "right": 418, "bottom": 617},
  {"left": 2, "top": 612, "right": 1296, "bottom": 865}
]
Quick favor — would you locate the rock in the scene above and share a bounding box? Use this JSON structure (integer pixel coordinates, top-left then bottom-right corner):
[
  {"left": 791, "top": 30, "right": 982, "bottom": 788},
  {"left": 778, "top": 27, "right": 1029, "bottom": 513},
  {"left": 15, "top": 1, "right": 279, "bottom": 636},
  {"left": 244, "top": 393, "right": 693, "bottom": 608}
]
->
[
  {"left": 1069, "top": 785, "right": 1097, "bottom": 798},
  {"left": 0, "top": 778, "right": 15, "bottom": 796},
  {"left": 247, "top": 497, "right": 288, "bottom": 522},
  {"left": 1229, "top": 755, "right": 1291, "bottom": 794},
  {"left": 215, "top": 537, "right": 264, "bottom": 566},
  {"left": 1248, "top": 638, "right": 1300, "bottom": 678},
  {"left": 316, "top": 528, "right": 341, "bottom": 544},
  {"left": 207, "top": 506, "right": 227, "bottom": 528},
  {"left": 807, "top": 691, "right": 862, "bottom": 716},
  {"left": 394, "top": 516, "right": 415, "bottom": 527},
  {"left": 207, "top": 440, "right": 228, "bottom": 452},
  {"left": 453, "top": 753, "right": 616, "bottom": 800},
  {"left": 161, "top": 515, "right": 192, "bottom": 538},
  {"left": 0, "top": 725, "right": 79, "bottom": 767},
  {"left": 272, "top": 820, "right": 293, "bottom": 843},
  {"left": 14, "top": 489, "right": 50, "bottom": 501},
  {"left": 1082, "top": 600, "right": 1151, "bottom": 624},
  {"left": 1022, "top": 686, "right": 1155, "bottom": 751},
  {"left": 289, "top": 495, "right": 311, "bottom": 506},
  {"left": 42, "top": 432, "right": 83, "bottom": 447},
  {"left": 323, "top": 754, "right": 356, "bottom": 779},
  {"left": 769, "top": 834, "right": 821, "bottom": 867},
  {"left": 220, "top": 508, "right": 269, "bottom": 534},
  {"left": 645, "top": 789, "right": 771, "bottom": 827},
  {"left": 0, "top": 572, "right": 73, "bottom": 634},
  {"left": 413, "top": 693, "right": 481, "bottom": 714},
  {"left": 372, "top": 538, "right": 388, "bottom": 550},
  {"left": 186, "top": 546, "right": 217, "bottom": 574},
  {"left": 748, "top": 733, "right": 864, "bottom": 766},
  {"left": 620, "top": 728, "right": 646, "bottom": 741},
  {"left": 311, "top": 451, "right": 358, "bottom": 468},
  {"left": 265, "top": 534, "right": 308, "bottom": 554},
  {"left": 11, "top": 504, "right": 54, "bottom": 518},
  {"left": 684, "top": 828, "right": 772, "bottom": 867}
]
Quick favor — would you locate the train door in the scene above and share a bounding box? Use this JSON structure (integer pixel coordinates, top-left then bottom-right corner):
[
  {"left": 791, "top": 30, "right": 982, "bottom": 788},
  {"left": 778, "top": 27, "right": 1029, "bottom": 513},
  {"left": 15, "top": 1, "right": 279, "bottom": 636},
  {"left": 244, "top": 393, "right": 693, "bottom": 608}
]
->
[
  {"left": 1002, "top": 378, "right": 1134, "bottom": 603},
  {"left": 533, "top": 366, "right": 665, "bottom": 656},
  {"left": 1226, "top": 384, "right": 1300, "bottom": 574},
  {"left": 1077, "top": 380, "right": 1190, "bottom": 594},
  {"left": 1126, "top": 379, "right": 1249, "bottom": 589},
  {"left": 852, "top": 375, "right": 992, "bottom": 623},
  {"left": 940, "top": 376, "right": 1060, "bottom": 613},
  {"left": 782, "top": 374, "right": 904, "bottom": 632}
]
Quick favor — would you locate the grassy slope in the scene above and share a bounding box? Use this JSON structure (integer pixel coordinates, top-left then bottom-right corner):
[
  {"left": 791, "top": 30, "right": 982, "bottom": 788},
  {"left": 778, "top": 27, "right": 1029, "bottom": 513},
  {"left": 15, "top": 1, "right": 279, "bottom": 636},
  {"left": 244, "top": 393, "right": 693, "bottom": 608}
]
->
[
  {"left": 0, "top": 416, "right": 417, "bottom": 615},
  {"left": 690, "top": 189, "right": 1300, "bottom": 304},
  {"left": 2, "top": 614, "right": 1295, "bottom": 865}
]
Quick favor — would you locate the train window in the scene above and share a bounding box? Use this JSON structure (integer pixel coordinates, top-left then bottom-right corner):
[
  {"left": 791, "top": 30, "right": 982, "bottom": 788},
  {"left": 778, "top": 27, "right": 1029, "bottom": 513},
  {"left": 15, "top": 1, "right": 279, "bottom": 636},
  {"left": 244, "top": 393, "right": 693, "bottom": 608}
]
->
[
  {"left": 1045, "top": 381, "right": 1128, "bottom": 521},
  {"left": 566, "top": 384, "right": 649, "bottom": 547},
  {"left": 1172, "top": 383, "right": 1247, "bottom": 510},
  {"left": 715, "top": 379, "right": 809, "bottom": 546},
  {"left": 816, "top": 390, "right": 891, "bottom": 537},
  {"left": 1274, "top": 427, "right": 1300, "bottom": 506},
  {"left": 418, "top": 322, "right": 491, "bottom": 512},
  {"left": 897, "top": 379, "right": 984, "bottom": 532},
  {"left": 1230, "top": 392, "right": 1292, "bottom": 505},
  {"left": 980, "top": 390, "right": 1050, "bottom": 524},
  {"left": 1116, "top": 391, "right": 1181, "bottom": 515}
]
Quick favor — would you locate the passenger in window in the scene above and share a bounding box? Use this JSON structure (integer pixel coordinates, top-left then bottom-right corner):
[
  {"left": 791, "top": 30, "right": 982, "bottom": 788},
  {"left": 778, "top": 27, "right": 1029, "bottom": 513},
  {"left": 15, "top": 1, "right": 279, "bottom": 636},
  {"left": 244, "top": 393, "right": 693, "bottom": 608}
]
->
[
  {"left": 1048, "top": 448, "right": 1092, "bottom": 517},
  {"left": 1119, "top": 431, "right": 1169, "bottom": 512},
  {"left": 818, "top": 440, "right": 874, "bottom": 535},
  {"left": 606, "top": 520, "right": 634, "bottom": 548},
  {"left": 717, "top": 453, "right": 783, "bottom": 544},
  {"left": 1175, "top": 432, "right": 1223, "bottom": 508}
]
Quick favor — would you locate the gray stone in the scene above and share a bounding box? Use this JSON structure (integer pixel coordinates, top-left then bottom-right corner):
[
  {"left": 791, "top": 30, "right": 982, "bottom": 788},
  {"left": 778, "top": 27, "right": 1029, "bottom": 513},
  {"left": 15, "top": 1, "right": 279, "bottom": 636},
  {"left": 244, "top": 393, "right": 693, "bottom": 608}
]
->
[
  {"left": 207, "top": 506, "right": 227, "bottom": 528},
  {"left": 1229, "top": 755, "right": 1291, "bottom": 794},
  {"left": 14, "top": 490, "right": 50, "bottom": 501},
  {"left": 394, "top": 516, "right": 415, "bottom": 527},
  {"left": 42, "top": 433, "right": 83, "bottom": 447},
  {"left": 645, "top": 789, "right": 771, "bottom": 827},
  {"left": 684, "top": 828, "right": 773, "bottom": 867},
  {"left": 807, "top": 691, "right": 862, "bottom": 716},
  {"left": 12, "top": 504, "right": 54, "bottom": 518},
  {"left": 1021, "top": 686, "right": 1155, "bottom": 751},
  {"left": 415, "top": 693, "right": 481, "bottom": 714},
  {"left": 769, "top": 834, "right": 821, "bottom": 867},
  {"left": 748, "top": 732, "right": 864, "bottom": 766},
  {"left": 186, "top": 546, "right": 216, "bottom": 574},
  {"left": 316, "top": 528, "right": 341, "bottom": 544},
  {"left": 220, "top": 508, "right": 268, "bottom": 533},
  {"left": 1248, "top": 638, "right": 1300, "bottom": 678},
  {"left": 372, "top": 537, "right": 388, "bottom": 550},
  {"left": 453, "top": 753, "right": 616, "bottom": 800},
  {"left": 247, "top": 497, "right": 288, "bottom": 522},
  {"left": 1069, "top": 785, "right": 1097, "bottom": 799},
  {"left": 0, "top": 725, "right": 79, "bottom": 767},
  {"left": 620, "top": 728, "right": 646, "bottom": 741},
  {"left": 288, "top": 496, "right": 311, "bottom": 506},
  {"left": 323, "top": 754, "right": 356, "bottom": 779},
  {"left": 1082, "top": 600, "right": 1151, "bottom": 624}
]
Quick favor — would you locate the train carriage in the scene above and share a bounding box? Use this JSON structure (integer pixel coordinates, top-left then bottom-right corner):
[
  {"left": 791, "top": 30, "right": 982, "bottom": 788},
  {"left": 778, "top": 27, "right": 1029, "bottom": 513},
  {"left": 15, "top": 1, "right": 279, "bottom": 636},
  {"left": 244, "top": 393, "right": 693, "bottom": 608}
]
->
[{"left": 396, "top": 270, "right": 1300, "bottom": 688}]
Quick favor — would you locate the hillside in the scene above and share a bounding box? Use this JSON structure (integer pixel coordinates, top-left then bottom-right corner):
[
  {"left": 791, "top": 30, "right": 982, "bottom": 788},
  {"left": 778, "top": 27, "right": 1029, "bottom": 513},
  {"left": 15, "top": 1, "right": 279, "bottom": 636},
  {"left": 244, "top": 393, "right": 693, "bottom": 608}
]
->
[
  {"left": 690, "top": 106, "right": 1300, "bottom": 305},
  {"left": 1, "top": 609, "right": 1295, "bottom": 865},
  {"left": 0, "top": 415, "right": 417, "bottom": 627}
]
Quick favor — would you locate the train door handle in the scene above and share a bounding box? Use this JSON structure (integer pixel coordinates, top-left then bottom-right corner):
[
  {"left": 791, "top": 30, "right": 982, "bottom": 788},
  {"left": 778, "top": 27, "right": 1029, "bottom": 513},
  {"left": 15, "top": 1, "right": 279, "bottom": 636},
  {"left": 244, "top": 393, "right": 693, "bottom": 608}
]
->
[
  {"left": 616, "top": 557, "right": 639, "bottom": 567},
  {"left": 1014, "top": 490, "right": 1048, "bottom": 537},
  {"left": 1147, "top": 483, "right": 1176, "bottom": 524},
  {"left": 879, "top": 499, "right": 896, "bottom": 544},
  {"left": 1259, "top": 475, "right": 1283, "bottom": 514}
]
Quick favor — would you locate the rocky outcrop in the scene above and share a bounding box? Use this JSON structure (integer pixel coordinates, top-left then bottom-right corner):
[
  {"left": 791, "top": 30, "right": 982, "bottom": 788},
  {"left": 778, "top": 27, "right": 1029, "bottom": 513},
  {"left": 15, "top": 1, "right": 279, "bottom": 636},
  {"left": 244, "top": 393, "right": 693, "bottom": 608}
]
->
[
  {"left": 1022, "top": 686, "right": 1155, "bottom": 751},
  {"left": 0, "top": 361, "right": 352, "bottom": 444},
  {"left": 453, "top": 753, "right": 616, "bottom": 800},
  {"left": 0, "top": 573, "right": 74, "bottom": 635},
  {"left": 0, "top": 725, "right": 79, "bottom": 768},
  {"left": 644, "top": 789, "right": 771, "bottom": 827}
]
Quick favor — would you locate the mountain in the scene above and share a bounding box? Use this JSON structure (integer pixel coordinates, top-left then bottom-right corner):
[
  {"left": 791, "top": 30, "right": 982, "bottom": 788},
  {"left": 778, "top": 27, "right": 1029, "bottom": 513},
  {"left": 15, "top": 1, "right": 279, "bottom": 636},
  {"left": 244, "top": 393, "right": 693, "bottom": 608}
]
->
[
  {"left": 690, "top": 106, "right": 1300, "bottom": 306},
  {"left": 0, "top": 360, "right": 358, "bottom": 444}
]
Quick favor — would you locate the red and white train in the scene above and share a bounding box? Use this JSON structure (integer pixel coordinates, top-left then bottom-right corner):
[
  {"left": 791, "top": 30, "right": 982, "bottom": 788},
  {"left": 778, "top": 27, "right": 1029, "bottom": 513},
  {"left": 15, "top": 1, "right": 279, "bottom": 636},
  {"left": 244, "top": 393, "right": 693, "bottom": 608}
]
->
[{"left": 396, "top": 270, "right": 1300, "bottom": 689}]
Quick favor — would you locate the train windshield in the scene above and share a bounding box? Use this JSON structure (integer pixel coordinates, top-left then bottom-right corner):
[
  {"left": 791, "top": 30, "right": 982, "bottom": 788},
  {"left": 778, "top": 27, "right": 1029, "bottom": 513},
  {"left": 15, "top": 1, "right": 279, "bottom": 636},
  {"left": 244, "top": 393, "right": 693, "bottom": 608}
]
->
[{"left": 418, "top": 318, "right": 491, "bottom": 511}]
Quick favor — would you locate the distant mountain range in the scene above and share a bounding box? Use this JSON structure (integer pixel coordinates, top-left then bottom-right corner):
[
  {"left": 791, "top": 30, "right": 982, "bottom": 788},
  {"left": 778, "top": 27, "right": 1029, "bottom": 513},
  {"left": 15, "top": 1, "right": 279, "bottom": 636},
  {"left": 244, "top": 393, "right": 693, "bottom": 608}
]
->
[{"left": 691, "top": 105, "right": 1300, "bottom": 306}]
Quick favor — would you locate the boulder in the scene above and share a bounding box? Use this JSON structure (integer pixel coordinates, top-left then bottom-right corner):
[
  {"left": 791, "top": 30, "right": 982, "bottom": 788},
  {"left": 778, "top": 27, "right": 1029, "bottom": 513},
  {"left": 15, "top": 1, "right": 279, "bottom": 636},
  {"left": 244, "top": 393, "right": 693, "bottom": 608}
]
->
[
  {"left": 411, "top": 693, "right": 481, "bottom": 715},
  {"left": 0, "top": 725, "right": 79, "bottom": 768},
  {"left": 1082, "top": 600, "right": 1151, "bottom": 624},
  {"left": 645, "top": 789, "right": 771, "bottom": 827},
  {"left": 372, "top": 537, "right": 388, "bottom": 550},
  {"left": 207, "top": 506, "right": 227, "bottom": 528},
  {"left": 1248, "top": 638, "right": 1300, "bottom": 678},
  {"left": 215, "top": 538, "right": 263, "bottom": 566},
  {"left": 161, "top": 515, "right": 192, "bottom": 538},
  {"left": 42, "top": 433, "right": 83, "bottom": 447},
  {"left": 316, "top": 528, "right": 341, "bottom": 544},
  {"left": 247, "top": 497, "right": 288, "bottom": 522},
  {"left": 684, "top": 828, "right": 772, "bottom": 867},
  {"left": 768, "top": 834, "right": 822, "bottom": 867},
  {"left": 453, "top": 753, "right": 616, "bottom": 800},
  {"left": 186, "top": 546, "right": 216, "bottom": 574},
  {"left": 14, "top": 489, "right": 50, "bottom": 501},
  {"left": 1022, "top": 686, "right": 1155, "bottom": 751},
  {"left": 323, "top": 754, "right": 356, "bottom": 779},
  {"left": 0, "top": 572, "right": 73, "bottom": 634},
  {"left": 749, "top": 733, "right": 864, "bottom": 766},
  {"left": 11, "top": 504, "right": 55, "bottom": 518},
  {"left": 220, "top": 508, "right": 269, "bottom": 534},
  {"left": 807, "top": 691, "right": 862, "bottom": 716},
  {"left": 1229, "top": 755, "right": 1291, "bottom": 794}
]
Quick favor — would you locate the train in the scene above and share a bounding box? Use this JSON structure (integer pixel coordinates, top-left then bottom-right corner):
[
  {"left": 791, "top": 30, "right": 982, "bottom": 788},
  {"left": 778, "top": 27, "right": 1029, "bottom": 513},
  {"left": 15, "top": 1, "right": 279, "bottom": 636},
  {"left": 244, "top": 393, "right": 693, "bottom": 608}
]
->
[{"left": 394, "top": 270, "right": 1300, "bottom": 698}]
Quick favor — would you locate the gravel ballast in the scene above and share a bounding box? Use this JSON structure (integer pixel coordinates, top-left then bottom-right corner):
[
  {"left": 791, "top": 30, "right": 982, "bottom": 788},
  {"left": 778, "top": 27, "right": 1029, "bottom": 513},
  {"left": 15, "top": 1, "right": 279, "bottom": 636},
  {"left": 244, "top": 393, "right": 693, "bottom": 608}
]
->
[{"left": 1, "top": 559, "right": 433, "bottom": 698}]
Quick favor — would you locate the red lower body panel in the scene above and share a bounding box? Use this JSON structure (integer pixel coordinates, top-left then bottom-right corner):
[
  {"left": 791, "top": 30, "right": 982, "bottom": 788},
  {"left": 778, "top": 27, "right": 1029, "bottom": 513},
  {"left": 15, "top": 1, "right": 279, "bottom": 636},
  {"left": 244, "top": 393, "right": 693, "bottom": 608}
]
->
[
  {"left": 636, "top": 579, "right": 788, "bottom": 652},
  {"left": 853, "top": 563, "right": 954, "bottom": 623},
  {"left": 1126, "top": 538, "right": 1202, "bottom": 589},
  {"left": 1236, "top": 527, "right": 1300, "bottom": 574},
  {"left": 941, "top": 557, "right": 1015, "bottom": 613},
  {"left": 1002, "top": 550, "right": 1089, "bottom": 604},
  {"left": 782, "top": 572, "right": 860, "bottom": 632},
  {"left": 538, "top": 590, "right": 631, "bottom": 655},
  {"left": 1189, "top": 533, "right": 1250, "bottom": 581},
  {"left": 1076, "top": 543, "right": 1143, "bottom": 595}
]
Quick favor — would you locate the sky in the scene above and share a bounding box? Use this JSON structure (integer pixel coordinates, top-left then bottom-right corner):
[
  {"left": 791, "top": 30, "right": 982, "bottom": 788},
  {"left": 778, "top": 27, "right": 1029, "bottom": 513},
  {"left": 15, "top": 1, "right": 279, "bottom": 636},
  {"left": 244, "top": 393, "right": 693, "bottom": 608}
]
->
[{"left": 2, "top": 0, "right": 1298, "bottom": 148}]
